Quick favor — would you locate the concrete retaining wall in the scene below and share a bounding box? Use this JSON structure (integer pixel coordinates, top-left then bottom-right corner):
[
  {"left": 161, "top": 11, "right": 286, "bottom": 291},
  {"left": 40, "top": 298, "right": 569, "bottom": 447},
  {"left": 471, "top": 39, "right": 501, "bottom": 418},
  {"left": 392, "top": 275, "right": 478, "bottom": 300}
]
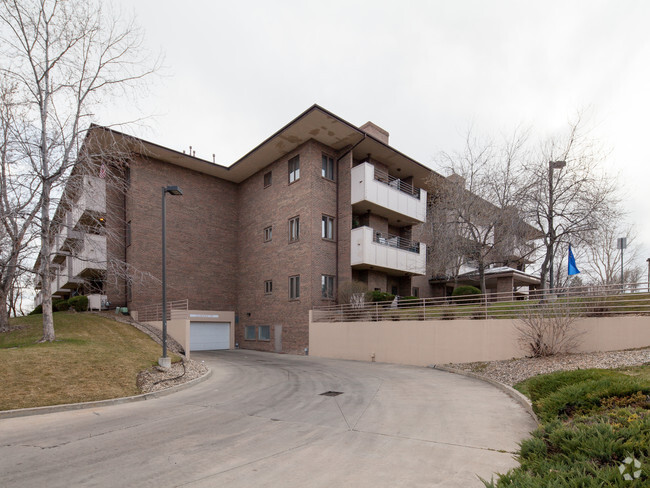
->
[{"left": 309, "top": 313, "right": 650, "bottom": 366}]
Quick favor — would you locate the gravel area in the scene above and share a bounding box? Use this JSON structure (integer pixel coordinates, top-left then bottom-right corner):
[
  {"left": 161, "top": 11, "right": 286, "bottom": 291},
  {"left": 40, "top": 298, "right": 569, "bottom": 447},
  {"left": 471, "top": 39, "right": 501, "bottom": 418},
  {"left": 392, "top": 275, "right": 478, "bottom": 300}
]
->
[
  {"left": 446, "top": 347, "right": 650, "bottom": 386},
  {"left": 137, "top": 358, "right": 209, "bottom": 393}
]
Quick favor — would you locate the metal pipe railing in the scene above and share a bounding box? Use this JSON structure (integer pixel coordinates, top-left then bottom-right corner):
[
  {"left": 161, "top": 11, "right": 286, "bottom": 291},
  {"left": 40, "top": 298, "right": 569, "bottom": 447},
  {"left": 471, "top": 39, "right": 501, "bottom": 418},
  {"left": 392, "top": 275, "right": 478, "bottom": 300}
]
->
[
  {"left": 312, "top": 282, "right": 650, "bottom": 323},
  {"left": 373, "top": 231, "right": 420, "bottom": 253},
  {"left": 373, "top": 167, "right": 421, "bottom": 199}
]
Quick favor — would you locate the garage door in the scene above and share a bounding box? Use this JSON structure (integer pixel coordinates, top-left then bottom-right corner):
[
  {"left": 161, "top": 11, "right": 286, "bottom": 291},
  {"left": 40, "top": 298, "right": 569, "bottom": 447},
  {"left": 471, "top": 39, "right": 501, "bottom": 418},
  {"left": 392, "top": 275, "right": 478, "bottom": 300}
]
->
[{"left": 190, "top": 322, "right": 230, "bottom": 351}]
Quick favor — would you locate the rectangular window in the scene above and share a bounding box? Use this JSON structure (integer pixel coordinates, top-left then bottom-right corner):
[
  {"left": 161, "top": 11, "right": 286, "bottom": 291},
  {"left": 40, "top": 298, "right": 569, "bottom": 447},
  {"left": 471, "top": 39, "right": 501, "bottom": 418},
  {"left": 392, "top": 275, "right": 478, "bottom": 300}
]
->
[
  {"left": 321, "top": 215, "right": 334, "bottom": 240},
  {"left": 258, "top": 325, "right": 270, "bottom": 341},
  {"left": 289, "top": 275, "right": 300, "bottom": 300},
  {"left": 289, "top": 216, "right": 300, "bottom": 242},
  {"left": 264, "top": 225, "right": 272, "bottom": 242},
  {"left": 412, "top": 287, "right": 419, "bottom": 298},
  {"left": 245, "top": 326, "right": 256, "bottom": 340},
  {"left": 127, "top": 282, "right": 132, "bottom": 301},
  {"left": 264, "top": 280, "right": 273, "bottom": 294},
  {"left": 264, "top": 171, "right": 272, "bottom": 188},
  {"left": 322, "top": 155, "right": 335, "bottom": 180},
  {"left": 288, "top": 155, "right": 300, "bottom": 183},
  {"left": 321, "top": 275, "right": 334, "bottom": 299}
]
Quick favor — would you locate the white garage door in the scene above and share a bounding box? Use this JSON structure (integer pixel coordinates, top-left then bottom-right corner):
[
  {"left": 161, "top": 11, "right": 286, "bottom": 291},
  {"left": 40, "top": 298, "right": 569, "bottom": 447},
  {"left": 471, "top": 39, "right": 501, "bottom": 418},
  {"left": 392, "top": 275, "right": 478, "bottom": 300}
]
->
[{"left": 190, "top": 322, "right": 230, "bottom": 351}]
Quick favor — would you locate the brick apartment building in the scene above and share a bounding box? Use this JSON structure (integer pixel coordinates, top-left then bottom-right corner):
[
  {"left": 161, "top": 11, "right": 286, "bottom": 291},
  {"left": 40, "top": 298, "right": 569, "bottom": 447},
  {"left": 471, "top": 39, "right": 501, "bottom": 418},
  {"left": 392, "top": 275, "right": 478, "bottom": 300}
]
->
[{"left": 35, "top": 104, "right": 517, "bottom": 354}]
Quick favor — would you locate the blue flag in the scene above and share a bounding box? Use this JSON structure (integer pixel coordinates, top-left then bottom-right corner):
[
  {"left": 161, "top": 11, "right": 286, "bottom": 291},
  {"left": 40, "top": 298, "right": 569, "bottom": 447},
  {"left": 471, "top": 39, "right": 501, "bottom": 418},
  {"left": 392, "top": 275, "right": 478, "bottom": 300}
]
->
[{"left": 568, "top": 244, "right": 580, "bottom": 275}]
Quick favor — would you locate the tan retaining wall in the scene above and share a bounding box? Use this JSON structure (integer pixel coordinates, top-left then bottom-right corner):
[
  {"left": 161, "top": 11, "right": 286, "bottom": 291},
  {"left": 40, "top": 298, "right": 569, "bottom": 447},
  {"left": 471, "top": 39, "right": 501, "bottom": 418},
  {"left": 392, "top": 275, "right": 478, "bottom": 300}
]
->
[{"left": 309, "top": 313, "right": 650, "bottom": 366}]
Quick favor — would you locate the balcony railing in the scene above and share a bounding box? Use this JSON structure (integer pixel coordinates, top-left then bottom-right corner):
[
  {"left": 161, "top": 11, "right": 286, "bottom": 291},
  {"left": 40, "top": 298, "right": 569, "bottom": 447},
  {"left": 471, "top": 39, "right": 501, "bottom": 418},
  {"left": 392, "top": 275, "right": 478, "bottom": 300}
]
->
[
  {"left": 373, "top": 231, "right": 420, "bottom": 254},
  {"left": 373, "top": 167, "right": 420, "bottom": 199}
]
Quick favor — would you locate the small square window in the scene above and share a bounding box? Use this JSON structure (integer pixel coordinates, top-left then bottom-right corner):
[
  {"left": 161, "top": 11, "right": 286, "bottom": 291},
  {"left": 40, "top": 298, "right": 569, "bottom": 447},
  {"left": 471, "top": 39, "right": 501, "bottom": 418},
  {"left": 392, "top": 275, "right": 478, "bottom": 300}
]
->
[
  {"left": 264, "top": 280, "right": 273, "bottom": 294},
  {"left": 245, "top": 326, "right": 256, "bottom": 340},
  {"left": 258, "top": 325, "right": 270, "bottom": 341},
  {"left": 322, "top": 155, "right": 335, "bottom": 180},
  {"left": 289, "top": 216, "right": 300, "bottom": 242},
  {"left": 264, "top": 171, "right": 272, "bottom": 188},
  {"left": 322, "top": 215, "right": 334, "bottom": 240},
  {"left": 321, "top": 275, "right": 334, "bottom": 299},
  {"left": 264, "top": 226, "right": 272, "bottom": 242},
  {"left": 289, "top": 275, "right": 300, "bottom": 300},
  {"left": 288, "top": 156, "right": 300, "bottom": 183}
]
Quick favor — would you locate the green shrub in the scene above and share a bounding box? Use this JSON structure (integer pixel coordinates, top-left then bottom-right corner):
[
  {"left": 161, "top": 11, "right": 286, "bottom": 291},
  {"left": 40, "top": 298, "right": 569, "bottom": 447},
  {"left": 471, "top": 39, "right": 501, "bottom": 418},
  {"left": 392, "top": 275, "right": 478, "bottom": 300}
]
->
[
  {"left": 29, "top": 304, "right": 43, "bottom": 315},
  {"left": 452, "top": 285, "right": 481, "bottom": 304},
  {"left": 54, "top": 299, "right": 69, "bottom": 312},
  {"left": 369, "top": 291, "right": 395, "bottom": 302},
  {"left": 68, "top": 295, "right": 89, "bottom": 312}
]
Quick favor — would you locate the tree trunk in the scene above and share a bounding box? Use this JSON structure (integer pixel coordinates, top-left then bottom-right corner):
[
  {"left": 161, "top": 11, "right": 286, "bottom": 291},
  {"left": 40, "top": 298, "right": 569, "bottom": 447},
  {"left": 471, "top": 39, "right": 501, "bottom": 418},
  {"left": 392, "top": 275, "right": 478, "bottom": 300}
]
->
[
  {"left": 0, "top": 289, "right": 9, "bottom": 332},
  {"left": 39, "top": 181, "right": 55, "bottom": 342}
]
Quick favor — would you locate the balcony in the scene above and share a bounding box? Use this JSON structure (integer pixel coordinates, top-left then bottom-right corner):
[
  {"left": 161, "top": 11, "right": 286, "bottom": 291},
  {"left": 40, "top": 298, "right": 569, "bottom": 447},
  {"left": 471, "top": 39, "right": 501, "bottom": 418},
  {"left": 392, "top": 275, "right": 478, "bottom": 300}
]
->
[
  {"left": 351, "top": 163, "right": 427, "bottom": 226},
  {"left": 71, "top": 233, "right": 107, "bottom": 277},
  {"left": 69, "top": 175, "right": 106, "bottom": 230},
  {"left": 351, "top": 226, "right": 426, "bottom": 276}
]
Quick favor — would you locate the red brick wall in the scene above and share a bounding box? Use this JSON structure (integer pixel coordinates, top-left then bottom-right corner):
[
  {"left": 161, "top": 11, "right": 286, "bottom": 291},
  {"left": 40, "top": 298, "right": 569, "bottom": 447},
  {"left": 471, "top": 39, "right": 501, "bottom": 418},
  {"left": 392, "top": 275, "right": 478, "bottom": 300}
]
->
[{"left": 124, "top": 155, "right": 239, "bottom": 312}]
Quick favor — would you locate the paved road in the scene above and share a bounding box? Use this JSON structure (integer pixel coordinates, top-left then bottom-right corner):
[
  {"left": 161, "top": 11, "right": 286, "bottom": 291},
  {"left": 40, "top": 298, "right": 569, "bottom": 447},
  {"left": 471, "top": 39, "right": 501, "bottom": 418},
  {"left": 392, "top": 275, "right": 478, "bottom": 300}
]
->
[{"left": 0, "top": 351, "right": 535, "bottom": 487}]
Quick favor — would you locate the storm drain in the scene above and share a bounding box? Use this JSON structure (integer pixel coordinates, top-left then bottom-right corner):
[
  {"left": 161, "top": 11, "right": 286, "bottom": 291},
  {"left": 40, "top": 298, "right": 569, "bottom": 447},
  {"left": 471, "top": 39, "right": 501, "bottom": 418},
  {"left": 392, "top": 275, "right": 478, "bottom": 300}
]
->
[{"left": 320, "top": 391, "right": 343, "bottom": 397}]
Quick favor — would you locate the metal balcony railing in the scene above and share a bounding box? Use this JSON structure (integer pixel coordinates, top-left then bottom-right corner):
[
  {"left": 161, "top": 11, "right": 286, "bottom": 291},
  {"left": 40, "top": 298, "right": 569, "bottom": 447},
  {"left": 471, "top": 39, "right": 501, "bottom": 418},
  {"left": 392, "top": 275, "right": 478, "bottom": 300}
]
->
[
  {"left": 373, "top": 167, "right": 421, "bottom": 199},
  {"left": 373, "top": 231, "right": 421, "bottom": 254},
  {"left": 312, "top": 282, "right": 650, "bottom": 322}
]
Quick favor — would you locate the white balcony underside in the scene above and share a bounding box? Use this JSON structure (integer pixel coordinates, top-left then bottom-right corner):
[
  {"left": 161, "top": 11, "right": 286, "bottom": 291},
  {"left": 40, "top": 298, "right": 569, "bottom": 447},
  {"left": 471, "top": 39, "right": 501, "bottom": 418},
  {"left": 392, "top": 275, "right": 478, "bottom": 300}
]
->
[
  {"left": 351, "top": 163, "right": 427, "bottom": 226},
  {"left": 351, "top": 226, "right": 426, "bottom": 276}
]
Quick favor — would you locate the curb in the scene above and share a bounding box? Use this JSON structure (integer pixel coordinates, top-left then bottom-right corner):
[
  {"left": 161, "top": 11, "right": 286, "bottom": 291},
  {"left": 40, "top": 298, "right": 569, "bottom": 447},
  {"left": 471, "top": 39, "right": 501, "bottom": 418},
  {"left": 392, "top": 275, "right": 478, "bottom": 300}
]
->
[
  {"left": 429, "top": 364, "right": 539, "bottom": 424},
  {"left": 0, "top": 368, "right": 213, "bottom": 420}
]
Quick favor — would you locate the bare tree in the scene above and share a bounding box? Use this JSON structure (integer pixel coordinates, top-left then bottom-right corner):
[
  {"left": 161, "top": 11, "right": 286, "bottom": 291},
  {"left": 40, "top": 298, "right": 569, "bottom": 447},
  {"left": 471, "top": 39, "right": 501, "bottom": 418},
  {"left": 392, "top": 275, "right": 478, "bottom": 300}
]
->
[
  {"left": 0, "top": 0, "right": 157, "bottom": 341},
  {"left": 428, "top": 128, "right": 534, "bottom": 294},
  {"left": 521, "top": 115, "right": 618, "bottom": 292},
  {"left": 0, "top": 79, "right": 41, "bottom": 330}
]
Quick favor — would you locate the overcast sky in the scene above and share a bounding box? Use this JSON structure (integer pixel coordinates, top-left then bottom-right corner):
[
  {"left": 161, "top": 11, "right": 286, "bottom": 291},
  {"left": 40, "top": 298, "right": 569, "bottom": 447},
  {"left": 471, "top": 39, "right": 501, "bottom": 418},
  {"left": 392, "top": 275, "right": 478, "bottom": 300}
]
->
[{"left": 105, "top": 0, "right": 650, "bottom": 271}]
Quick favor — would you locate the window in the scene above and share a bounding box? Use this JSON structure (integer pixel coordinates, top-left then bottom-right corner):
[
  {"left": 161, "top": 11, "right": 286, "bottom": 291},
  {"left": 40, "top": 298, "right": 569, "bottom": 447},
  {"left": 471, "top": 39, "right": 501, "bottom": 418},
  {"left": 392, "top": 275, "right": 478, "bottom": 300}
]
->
[
  {"left": 264, "top": 171, "right": 272, "bottom": 188},
  {"left": 245, "top": 326, "right": 256, "bottom": 340},
  {"left": 264, "top": 280, "right": 273, "bottom": 294},
  {"left": 264, "top": 225, "right": 272, "bottom": 242},
  {"left": 289, "top": 275, "right": 300, "bottom": 299},
  {"left": 288, "top": 155, "right": 300, "bottom": 183},
  {"left": 126, "top": 221, "right": 132, "bottom": 247},
  {"left": 412, "top": 287, "right": 419, "bottom": 298},
  {"left": 127, "top": 282, "right": 132, "bottom": 301},
  {"left": 258, "top": 325, "right": 270, "bottom": 341},
  {"left": 321, "top": 215, "right": 334, "bottom": 240},
  {"left": 321, "top": 275, "right": 334, "bottom": 299},
  {"left": 322, "top": 155, "right": 335, "bottom": 180},
  {"left": 289, "top": 216, "right": 300, "bottom": 242}
]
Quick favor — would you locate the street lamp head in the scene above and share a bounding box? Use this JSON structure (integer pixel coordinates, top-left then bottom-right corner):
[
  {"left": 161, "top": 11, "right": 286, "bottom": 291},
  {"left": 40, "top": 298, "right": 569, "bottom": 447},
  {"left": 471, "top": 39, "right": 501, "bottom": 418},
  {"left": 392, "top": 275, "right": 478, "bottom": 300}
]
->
[
  {"left": 549, "top": 160, "right": 567, "bottom": 170},
  {"left": 165, "top": 185, "right": 183, "bottom": 196}
]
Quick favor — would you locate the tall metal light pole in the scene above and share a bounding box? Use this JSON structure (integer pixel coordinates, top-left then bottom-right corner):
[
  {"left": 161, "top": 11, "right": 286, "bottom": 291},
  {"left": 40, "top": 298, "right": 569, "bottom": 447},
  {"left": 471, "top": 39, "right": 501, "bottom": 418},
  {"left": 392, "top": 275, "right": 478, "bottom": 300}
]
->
[
  {"left": 160, "top": 185, "right": 183, "bottom": 368},
  {"left": 617, "top": 237, "right": 627, "bottom": 292},
  {"left": 548, "top": 160, "right": 566, "bottom": 292},
  {"left": 647, "top": 258, "right": 650, "bottom": 293}
]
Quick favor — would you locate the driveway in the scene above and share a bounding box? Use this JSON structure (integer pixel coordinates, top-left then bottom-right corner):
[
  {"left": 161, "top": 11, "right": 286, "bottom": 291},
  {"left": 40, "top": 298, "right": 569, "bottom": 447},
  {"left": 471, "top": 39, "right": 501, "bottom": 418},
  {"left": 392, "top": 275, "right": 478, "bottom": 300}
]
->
[{"left": 0, "top": 351, "right": 535, "bottom": 487}]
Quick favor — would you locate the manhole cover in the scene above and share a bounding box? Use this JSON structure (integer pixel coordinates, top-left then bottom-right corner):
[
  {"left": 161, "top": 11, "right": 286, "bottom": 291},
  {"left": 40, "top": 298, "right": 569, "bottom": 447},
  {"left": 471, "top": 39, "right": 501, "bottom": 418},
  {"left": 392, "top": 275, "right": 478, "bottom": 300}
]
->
[{"left": 320, "top": 391, "right": 343, "bottom": 397}]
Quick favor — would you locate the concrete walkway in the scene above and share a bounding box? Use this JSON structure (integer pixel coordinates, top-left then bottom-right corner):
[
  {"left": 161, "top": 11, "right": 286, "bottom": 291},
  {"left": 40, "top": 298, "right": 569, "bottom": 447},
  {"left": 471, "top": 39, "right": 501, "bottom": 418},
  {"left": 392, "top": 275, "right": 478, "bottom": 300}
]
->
[{"left": 0, "top": 350, "right": 536, "bottom": 487}]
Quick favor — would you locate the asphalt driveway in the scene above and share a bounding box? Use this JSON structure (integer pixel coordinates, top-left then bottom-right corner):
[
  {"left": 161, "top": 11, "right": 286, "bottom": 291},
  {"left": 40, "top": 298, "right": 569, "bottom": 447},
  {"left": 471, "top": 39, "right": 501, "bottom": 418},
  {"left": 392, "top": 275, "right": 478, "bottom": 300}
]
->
[{"left": 0, "top": 350, "right": 536, "bottom": 487}]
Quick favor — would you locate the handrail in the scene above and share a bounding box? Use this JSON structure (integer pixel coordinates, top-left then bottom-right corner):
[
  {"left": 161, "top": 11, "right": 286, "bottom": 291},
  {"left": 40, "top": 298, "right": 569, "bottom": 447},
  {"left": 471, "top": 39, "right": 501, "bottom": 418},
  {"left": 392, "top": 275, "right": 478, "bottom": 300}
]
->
[
  {"left": 373, "top": 231, "right": 420, "bottom": 253},
  {"left": 373, "top": 167, "right": 421, "bottom": 199},
  {"left": 312, "top": 282, "right": 650, "bottom": 322}
]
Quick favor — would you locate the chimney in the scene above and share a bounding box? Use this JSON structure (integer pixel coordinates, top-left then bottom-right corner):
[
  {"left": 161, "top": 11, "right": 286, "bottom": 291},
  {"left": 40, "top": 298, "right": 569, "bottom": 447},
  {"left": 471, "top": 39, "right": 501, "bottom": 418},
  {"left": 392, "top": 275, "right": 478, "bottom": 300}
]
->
[{"left": 360, "top": 121, "right": 389, "bottom": 145}]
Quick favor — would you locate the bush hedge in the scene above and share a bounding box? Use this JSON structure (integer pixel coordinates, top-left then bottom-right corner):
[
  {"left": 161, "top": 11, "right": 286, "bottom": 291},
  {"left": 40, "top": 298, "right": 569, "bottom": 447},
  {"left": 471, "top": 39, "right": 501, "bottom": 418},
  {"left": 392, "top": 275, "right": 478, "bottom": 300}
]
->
[
  {"left": 452, "top": 285, "right": 481, "bottom": 303},
  {"left": 29, "top": 304, "right": 43, "bottom": 315},
  {"left": 68, "top": 295, "right": 89, "bottom": 312},
  {"left": 54, "top": 299, "right": 69, "bottom": 311},
  {"left": 369, "top": 291, "right": 395, "bottom": 302}
]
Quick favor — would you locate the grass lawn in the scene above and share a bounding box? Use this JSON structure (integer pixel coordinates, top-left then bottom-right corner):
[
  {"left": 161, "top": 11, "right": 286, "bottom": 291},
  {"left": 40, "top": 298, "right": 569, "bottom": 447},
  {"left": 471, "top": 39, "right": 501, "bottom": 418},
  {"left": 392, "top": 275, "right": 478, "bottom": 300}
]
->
[
  {"left": 0, "top": 312, "right": 177, "bottom": 411},
  {"left": 484, "top": 364, "right": 650, "bottom": 487}
]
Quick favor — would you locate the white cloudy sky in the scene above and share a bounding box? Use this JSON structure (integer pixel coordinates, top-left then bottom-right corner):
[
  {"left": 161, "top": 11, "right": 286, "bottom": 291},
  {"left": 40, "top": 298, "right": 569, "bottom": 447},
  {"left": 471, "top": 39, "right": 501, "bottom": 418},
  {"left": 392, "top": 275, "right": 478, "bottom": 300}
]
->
[{"left": 105, "top": 0, "right": 650, "bottom": 270}]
